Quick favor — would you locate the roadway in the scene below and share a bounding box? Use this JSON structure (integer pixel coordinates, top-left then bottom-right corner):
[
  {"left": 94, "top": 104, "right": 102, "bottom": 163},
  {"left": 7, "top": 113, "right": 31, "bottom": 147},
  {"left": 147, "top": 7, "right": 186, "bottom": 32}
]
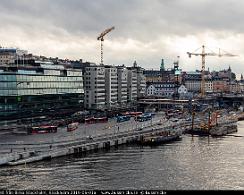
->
[{"left": 0, "top": 112, "right": 173, "bottom": 153}]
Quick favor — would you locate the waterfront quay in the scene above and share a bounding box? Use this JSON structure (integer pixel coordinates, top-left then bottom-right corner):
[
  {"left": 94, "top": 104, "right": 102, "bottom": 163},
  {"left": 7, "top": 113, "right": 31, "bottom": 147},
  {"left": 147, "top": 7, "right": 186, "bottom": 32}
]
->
[
  {"left": 0, "top": 113, "right": 188, "bottom": 166},
  {"left": 1, "top": 121, "right": 243, "bottom": 190}
]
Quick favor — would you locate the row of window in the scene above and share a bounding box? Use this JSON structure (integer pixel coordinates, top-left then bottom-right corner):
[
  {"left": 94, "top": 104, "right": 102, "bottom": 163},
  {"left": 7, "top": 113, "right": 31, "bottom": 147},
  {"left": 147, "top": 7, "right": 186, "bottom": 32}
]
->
[
  {"left": 86, "top": 68, "right": 104, "bottom": 72},
  {"left": 86, "top": 77, "right": 123, "bottom": 82},
  {"left": 149, "top": 88, "right": 175, "bottom": 92},
  {"left": 85, "top": 76, "right": 105, "bottom": 80},
  {"left": 154, "top": 84, "right": 174, "bottom": 88},
  {"left": 0, "top": 75, "right": 83, "bottom": 82},
  {"left": 0, "top": 88, "right": 84, "bottom": 96},
  {"left": 0, "top": 82, "right": 83, "bottom": 89}
]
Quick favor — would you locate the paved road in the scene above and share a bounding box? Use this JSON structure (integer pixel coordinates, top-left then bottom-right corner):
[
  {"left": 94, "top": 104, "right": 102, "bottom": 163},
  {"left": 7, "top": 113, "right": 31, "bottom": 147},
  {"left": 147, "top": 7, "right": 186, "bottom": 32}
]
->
[{"left": 0, "top": 113, "right": 173, "bottom": 153}]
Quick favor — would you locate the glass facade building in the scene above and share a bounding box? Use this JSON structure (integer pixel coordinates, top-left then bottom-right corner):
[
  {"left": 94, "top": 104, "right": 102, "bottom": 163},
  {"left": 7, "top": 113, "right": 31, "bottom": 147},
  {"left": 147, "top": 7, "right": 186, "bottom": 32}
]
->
[{"left": 0, "top": 65, "right": 84, "bottom": 120}]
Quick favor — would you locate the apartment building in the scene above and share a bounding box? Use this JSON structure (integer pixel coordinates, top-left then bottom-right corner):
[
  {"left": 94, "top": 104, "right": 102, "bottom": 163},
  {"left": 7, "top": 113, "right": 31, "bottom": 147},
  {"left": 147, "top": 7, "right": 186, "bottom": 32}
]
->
[
  {"left": 146, "top": 81, "right": 175, "bottom": 97},
  {"left": 205, "top": 79, "right": 213, "bottom": 93},
  {"left": 84, "top": 63, "right": 147, "bottom": 110},
  {"left": 184, "top": 72, "right": 201, "bottom": 92},
  {"left": 127, "top": 67, "right": 138, "bottom": 103},
  {"left": 84, "top": 66, "right": 106, "bottom": 110},
  {"left": 0, "top": 47, "right": 27, "bottom": 65},
  {"left": 136, "top": 67, "right": 146, "bottom": 98},
  {"left": 105, "top": 66, "right": 118, "bottom": 109},
  {"left": 213, "top": 78, "right": 228, "bottom": 93},
  {"left": 228, "top": 81, "right": 240, "bottom": 93},
  {"left": 117, "top": 66, "right": 128, "bottom": 106}
]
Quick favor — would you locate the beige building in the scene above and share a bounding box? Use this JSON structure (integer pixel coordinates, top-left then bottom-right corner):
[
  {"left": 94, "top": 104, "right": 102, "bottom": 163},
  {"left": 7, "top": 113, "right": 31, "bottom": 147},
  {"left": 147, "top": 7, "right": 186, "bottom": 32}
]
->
[
  {"left": 240, "top": 82, "right": 244, "bottom": 92},
  {"left": 228, "top": 81, "right": 240, "bottom": 93},
  {"left": 84, "top": 64, "right": 146, "bottom": 110},
  {"left": 0, "top": 48, "right": 27, "bottom": 65},
  {"left": 205, "top": 79, "right": 213, "bottom": 93},
  {"left": 84, "top": 66, "right": 106, "bottom": 110},
  {"left": 127, "top": 67, "right": 138, "bottom": 103},
  {"left": 117, "top": 66, "right": 128, "bottom": 106},
  {"left": 105, "top": 66, "right": 118, "bottom": 109},
  {"left": 136, "top": 68, "right": 146, "bottom": 98}
]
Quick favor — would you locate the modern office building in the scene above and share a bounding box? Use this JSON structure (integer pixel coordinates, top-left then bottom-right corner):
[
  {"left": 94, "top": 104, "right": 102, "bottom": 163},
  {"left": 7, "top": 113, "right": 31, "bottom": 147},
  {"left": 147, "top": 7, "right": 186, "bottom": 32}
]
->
[{"left": 0, "top": 62, "right": 84, "bottom": 120}]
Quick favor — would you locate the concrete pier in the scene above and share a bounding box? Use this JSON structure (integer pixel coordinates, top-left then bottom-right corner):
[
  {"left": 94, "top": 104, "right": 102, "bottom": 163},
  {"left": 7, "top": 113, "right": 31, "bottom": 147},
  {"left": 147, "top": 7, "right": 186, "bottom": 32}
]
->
[{"left": 0, "top": 119, "right": 190, "bottom": 166}]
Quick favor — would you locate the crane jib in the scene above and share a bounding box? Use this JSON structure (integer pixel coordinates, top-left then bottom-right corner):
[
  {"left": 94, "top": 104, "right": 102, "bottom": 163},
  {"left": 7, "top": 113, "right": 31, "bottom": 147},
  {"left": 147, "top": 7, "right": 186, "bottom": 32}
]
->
[
  {"left": 186, "top": 45, "right": 237, "bottom": 98},
  {"left": 97, "top": 26, "right": 115, "bottom": 65}
]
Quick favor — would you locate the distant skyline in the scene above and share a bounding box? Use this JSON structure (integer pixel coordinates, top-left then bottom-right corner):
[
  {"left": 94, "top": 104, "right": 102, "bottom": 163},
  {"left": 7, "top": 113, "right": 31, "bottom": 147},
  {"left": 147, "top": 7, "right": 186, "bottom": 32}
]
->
[{"left": 0, "top": 0, "right": 243, "bottom": 79}]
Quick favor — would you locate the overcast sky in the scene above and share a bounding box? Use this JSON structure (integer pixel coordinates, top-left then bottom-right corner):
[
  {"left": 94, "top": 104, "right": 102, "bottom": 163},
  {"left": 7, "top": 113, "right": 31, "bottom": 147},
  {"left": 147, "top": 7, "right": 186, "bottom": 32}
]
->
[{"left": 0, "top": 0, "right": 243, "bottom": 78}]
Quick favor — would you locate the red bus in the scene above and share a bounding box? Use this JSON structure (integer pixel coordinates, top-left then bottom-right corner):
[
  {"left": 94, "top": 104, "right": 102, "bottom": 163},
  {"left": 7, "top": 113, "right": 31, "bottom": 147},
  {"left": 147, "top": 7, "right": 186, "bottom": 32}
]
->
[
  {"left": 67, "top": 122, "right": 79, "bottom": 132},
  {"left": 130, "top": 112, "right": 143, "bottom": 117},
  {"left": 85, "top": 117, "right": 95, "bottom": 124},
  {"left": 28, "top": 125, "right": 57, "bottom": 135},
  {"left": 85, "top": 116, "right": 108, "bottom": 124},
  {"left": 94, "top": 117, "right": 108, "bottom": 123}
]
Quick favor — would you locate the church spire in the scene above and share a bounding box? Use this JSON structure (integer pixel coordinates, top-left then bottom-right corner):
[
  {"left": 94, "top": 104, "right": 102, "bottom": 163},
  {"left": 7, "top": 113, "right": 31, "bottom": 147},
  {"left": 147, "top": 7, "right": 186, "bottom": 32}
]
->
[
  {"left": 228, "top": 65, "right": 231, "bottom": 71},
  {"left": 160, "top": 59, "right": 165, "bottom": 71},
  {"left": 133, "top": 60, "right": 137, "bottom": 67}
]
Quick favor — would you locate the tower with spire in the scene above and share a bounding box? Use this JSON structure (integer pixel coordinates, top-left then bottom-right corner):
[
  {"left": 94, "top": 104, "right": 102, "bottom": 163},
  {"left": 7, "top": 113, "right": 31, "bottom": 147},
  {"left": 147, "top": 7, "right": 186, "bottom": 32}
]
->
[
  {"left": 133, "top": 60, "right": 137, "bottom": 68},
  {"left": 160, "top": 59, "right": 165, "bottom": 71},
  {"left": 228, "top": 65, "right": 232, "bottom": 72}
]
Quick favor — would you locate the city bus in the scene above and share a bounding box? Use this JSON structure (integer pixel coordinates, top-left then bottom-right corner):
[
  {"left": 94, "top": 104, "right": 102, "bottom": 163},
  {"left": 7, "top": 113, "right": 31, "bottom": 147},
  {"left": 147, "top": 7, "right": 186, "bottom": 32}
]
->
[
  {"left": 135, "top": 113, "right": 152, "bottom": 122},
  {"left": 121, "top": 111, "right": 142, "bottom": 117},
  {"left": 117, "top": 115, "right": 131, "bottom": 123},
  {"left": 28, "top": 125, "right": 58, "bottom": 135}
]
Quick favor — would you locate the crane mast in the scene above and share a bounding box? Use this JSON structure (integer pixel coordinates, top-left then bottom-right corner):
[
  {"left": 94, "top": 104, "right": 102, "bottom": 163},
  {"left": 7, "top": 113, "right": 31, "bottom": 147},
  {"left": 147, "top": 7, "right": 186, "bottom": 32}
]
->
[
  {"left": 97, "top": 26, "right": 115, "bottom": 65},
  {"left": 201, "top": 45, "right": 206, "bottom": 97},
  {"left": 187, "top": 45, "right": 237, "bottom": 98}
]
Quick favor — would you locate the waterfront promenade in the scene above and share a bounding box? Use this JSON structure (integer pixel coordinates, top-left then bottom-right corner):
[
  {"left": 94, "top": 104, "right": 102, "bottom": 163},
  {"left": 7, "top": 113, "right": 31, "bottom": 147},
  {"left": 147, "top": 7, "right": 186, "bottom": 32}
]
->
[
  {"left": 0, "top": 113, "right": 188, "bottom": 166},
  {"left": 1, "top": 110, "right": 241, "bottom": 166}
]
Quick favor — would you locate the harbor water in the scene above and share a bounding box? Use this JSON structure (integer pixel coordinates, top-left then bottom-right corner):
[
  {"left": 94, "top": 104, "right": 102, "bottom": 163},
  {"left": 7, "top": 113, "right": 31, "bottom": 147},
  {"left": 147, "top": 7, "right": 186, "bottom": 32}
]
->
[{"left": 0, "top": 121, "right": 244, "bottom": 190}]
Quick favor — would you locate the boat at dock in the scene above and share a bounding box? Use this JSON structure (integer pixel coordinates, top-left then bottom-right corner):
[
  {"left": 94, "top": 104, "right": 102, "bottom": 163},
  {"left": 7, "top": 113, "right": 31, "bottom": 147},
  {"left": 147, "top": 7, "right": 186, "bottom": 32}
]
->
[
  {"left": 209, "top": 120, "right": 237, "bottom": 136},
  {"left": 138, "top": 129, "right": 182, "bottom": 146},
  {"left": 185, "top": 109, "right": 239, "bottom": 137},
  {"left": 185, "top": 129, "right": 210, "bottom": 136},
  {"left": 186, "top": 119, "right": 238, "bottom": 137}
]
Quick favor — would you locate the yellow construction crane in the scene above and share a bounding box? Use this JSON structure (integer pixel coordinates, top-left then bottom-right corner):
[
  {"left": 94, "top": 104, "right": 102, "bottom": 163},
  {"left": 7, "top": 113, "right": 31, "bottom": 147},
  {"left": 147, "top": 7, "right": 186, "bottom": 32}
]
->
[
  {"left": 97, "top": 26, "right": 115, "bottom": 65},
  {"left": 187, "top": 45, "right": 237, "bottom": 98}
]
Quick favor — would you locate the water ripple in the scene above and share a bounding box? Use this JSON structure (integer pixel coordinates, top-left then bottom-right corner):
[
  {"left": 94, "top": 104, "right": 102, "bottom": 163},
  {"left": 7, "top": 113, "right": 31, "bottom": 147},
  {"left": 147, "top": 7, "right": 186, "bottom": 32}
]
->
[{"left": 1, "top": 121, "right": 244, "bottom": 190}]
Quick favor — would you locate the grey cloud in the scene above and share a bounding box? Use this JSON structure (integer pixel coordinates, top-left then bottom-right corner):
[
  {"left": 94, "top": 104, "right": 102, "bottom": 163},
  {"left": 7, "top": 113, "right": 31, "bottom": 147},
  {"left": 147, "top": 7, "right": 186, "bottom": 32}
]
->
[
  {"left": 0, "top": 0, "right": 243, "bottom": 75},
  {"left": 1, "top": 0, "right": 244, "bottom": 39}
]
